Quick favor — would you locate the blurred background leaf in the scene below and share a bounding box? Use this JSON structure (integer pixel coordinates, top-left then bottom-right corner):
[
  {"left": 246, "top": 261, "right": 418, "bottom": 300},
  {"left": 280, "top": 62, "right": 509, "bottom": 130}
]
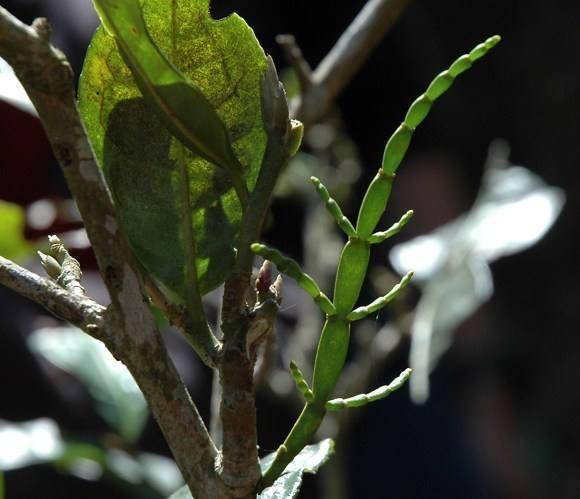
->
[
  {"left": 28, "top": 327, "right": 148, "bottom": 445},
  {"left": 0, "top": 419, "right": 64, "bottom": 470},
  {"left": 390, "top": 142, "right": 565, "bottom": 403},
  {"left": 0, "top": 57, "right": 36, "bottom": 116},
  {"left": 0, "top": 201, "right": 33, "bottom": 261}
]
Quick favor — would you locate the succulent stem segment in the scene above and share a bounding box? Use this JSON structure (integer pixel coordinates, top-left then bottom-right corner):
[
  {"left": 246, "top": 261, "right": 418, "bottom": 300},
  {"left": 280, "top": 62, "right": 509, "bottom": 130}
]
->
[
  {"left": 253, "top": 35, "right": 500, "bottom": 490},
  {"left": 326, "top": 368, "right": 413, "bottom": 410}
]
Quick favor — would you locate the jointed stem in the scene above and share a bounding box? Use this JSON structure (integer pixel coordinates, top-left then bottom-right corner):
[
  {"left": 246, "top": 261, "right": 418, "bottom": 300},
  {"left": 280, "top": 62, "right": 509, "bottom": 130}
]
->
[
  {"left": 326, "top": 368, "right": 412, "bottom": 410},
  {"left": 368, "top": 210, "right": 414, "bottom": 244},
  {"left": 259, "top": 35, "right": 500, "bottom": 491},
  {"left": 310, "top": 176, "right": 356, "bottom": 238}
]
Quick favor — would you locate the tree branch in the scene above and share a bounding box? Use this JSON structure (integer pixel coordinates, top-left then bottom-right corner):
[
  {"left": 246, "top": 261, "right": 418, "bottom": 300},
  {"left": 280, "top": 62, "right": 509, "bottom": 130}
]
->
[
  {"left": 216, "top": 58, "right": 290, "bottom": 494},
  {"left": 275, "top": 34, "right": 313, "bottom": 93},
  {"left": 291, "top": 0, "right": 412, "bottom": 125},
  {"left": 0, "top": 7, "right": 221, "bottom": 497},
  {"left": 0, "top": 256, "right": 105, "bottom": 335}
]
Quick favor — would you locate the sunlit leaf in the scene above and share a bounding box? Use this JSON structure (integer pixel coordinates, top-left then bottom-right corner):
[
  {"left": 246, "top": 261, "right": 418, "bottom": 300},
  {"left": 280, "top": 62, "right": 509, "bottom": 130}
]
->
[
  {"left": 91, "top": 0, "right": 244, "bottom": 180},
  {"left": 168, "top": 485, "right": 193, "bottom": 499},
  {"left": 138, "top": 452, "right": 183, "bottom": 496},
  {"left": 458, "top": 165, "right": 565, "bottom": 261},
  {"left": 258, "top": 470, "right": 302, "bottom": 499},
  {"left": 0, "top": 200, "right": 33, "bottom": 261},
  {"left": 0, "top": 419, "right": 63, "bottom": 470},
  {"left": 390, "top": 155, "right": 565, "bottom": 403},
  {"left": 0, "top": 57, "right": 37, "bottom": 116},
  {"left": 258, "top": 439, "right": 334, "bottom": 498},
  {"left": 28, "top": 327, "right": 148, "bottom": 444},
  {"left": 391, "top": 165, "right": 565, "bottom": 282},
  {"left": 407, "top": 258, "right": 492, "bottom": 403},
  {"left": 167, "top": 439, "right": 334, "bottom": 499},
  {"left": 79, "top": 0, "right": 268, "bottom": 297}
]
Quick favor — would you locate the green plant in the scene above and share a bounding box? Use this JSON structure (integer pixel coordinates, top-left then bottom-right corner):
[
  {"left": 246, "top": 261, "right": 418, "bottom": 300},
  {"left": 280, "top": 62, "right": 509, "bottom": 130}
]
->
[
  {"left": 0, "top": 0, "right": 500, "bottom": 496},
  {"left": 251, "top": 35, "right": 500, "bottom": 488}
]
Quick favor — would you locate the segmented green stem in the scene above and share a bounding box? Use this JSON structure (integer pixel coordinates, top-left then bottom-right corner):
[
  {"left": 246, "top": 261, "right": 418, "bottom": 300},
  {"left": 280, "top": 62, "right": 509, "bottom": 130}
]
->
[
  {"left": 357, "top": 35, "right": 501, "bottom": 238},
  {"left": 326, "top": 368, "right": 412, "bottom": 410},
  {"left": 382, "top": 35, "right": 501, "bottom": 174},
  {"left": 332, "top": 238, "right": 370, "bottom": 315},
  {"left": 368, "top": 210, "right": 414, "bottom": 244},
  {"left": 250, "top": 243, "right": 335, "bottom": 315},
  {"left": 356, "top": 169, "right": 395, "bottom": 239},
  {"left": 347, "top": 271, "right": 414, "bottom": 321},
  {"left": 259, "top": 36, "right": 500, "bottom": 491},
  {"left": 290, "top": 361, "right": 314, "bottom": 403},
  {"left": 310, "top": 176, "right": 356, "bottom": 237}
]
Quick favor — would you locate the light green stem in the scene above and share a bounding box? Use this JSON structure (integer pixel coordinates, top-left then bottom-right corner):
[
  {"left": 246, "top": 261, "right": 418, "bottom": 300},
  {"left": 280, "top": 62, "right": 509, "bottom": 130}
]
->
[
  {"left": 251, "top": 243, "right": 335, "bottom": 315},
  {"left": 368, "top": 210, "right": 414, "bottom": 244},
  {"left": 290, "top": 361, "right": 314, "bottom": 403},
  {"left": 326, "top": 368, "right": 412, "bottom": 410},
  {"left": 310, "top": 176, "right": 356, "bottom": 237},
  {"left": 347, "top": 271, "right": 414, "bottom": 321},
  {"left": 258, "top": 36, "right": 500, "bottom": 491}
]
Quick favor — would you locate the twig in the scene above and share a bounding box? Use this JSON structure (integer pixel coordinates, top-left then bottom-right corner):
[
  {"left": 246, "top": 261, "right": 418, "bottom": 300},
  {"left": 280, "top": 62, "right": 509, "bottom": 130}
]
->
[
  {"left": 291, "top": 0, "right": 412, "bottom": 125},
  {"left": 217, "top": 58, "right": 290, "bottom": 493},
  {"left": 275, "top": 34, "right": 313, "bottom": 93},
  {"left": 0, "top": 7, "right": 221, "bottom": 497},
  {"left": 0, "top": 255, "right": 105, "bottom": 335}
]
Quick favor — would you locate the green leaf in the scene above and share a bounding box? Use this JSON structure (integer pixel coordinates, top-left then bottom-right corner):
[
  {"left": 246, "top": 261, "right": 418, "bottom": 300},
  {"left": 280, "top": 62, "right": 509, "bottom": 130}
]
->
[
  {"left": 28, "top": 327, "right": 148, "bottom": 444},
  {"left": 137, "top": 452, "right": 183, "bottom": 496},
  {"left": 258, "top": 439, "right": 334, "bottom": 499},
  {"left": 167, "top": 439, "right": 334, "bottom": 499},
  {"left": 258, "top": 470, "right": 302, "bottom": 499},
  {"left": 0, "top": 201, "right": 32, "bottom": 261},
  {"left": 79, "top": 0, "right": 268, "bottom": 297},
  {"left": 104, "top": 450, "right": 183, "bottom": 495},
  {"left": 91, "top": 0, "right": 246, "bottom": 190}
]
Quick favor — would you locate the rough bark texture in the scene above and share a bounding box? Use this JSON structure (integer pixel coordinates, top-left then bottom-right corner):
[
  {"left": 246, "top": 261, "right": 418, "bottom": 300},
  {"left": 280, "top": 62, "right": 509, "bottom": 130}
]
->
[{"left": 0, "top": 255, "right": 105, "bottom": 334}]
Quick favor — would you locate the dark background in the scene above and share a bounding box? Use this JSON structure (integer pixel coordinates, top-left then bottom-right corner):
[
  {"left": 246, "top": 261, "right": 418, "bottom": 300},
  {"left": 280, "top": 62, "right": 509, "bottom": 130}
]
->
[{"left": 1, "top": 1, "right": 579, "bottom": 498}]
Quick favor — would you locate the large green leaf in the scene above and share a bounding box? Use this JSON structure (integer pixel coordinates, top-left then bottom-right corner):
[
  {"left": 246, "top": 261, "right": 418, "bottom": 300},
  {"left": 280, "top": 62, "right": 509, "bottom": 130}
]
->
[
  {"left": 79, "top": 0, "right": 268, "bottom": 297},
  {"left": 167, "top": 439, "right": 334, "bottom": 499}
]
